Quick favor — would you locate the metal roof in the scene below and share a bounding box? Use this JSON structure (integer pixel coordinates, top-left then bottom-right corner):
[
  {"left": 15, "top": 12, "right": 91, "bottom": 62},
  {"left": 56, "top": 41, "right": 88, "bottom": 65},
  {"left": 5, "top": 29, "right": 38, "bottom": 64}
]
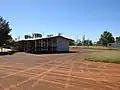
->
[{"left": 15, "top": 36, "right": 73, "bottom": 42}]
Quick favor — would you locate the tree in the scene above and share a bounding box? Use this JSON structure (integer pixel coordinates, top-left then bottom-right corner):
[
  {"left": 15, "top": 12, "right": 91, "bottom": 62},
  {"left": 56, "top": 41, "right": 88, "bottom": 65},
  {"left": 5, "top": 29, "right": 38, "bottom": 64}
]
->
[
  {"left": 93, "top": 41, "right": 97, "bottom": 46},
  {"left": 58, "top": 33, "right": 62, "bottom": 36},
  {"left": 89, "top": 40, "right": 93, "bottom": 46},
  {"left": 116, "top": 36, "right": 120, "bottom": 43},
  {"left": 82, "top": 35, "right": 85, "bottom": 46},
  {"left": 32, "top": 33, "right": 42, "bottom": 38},
  {"left": 84, "top": 40, "right": 89, "bottom": 46},
  {"left": 24, "top": 35, "right": 32, "bottom": 39},
  {"left": 96, "top": 41, "right": 101, "bottom": 45},
  {"left": 69, "top": 40, "right": 75, "bottom": 46},
  {"left": 0, "top": 16, "right": 12, "bottom": 50},
  {"left": 47, "top": 34, "right": 53, "bottom": 37},
  {"left": 98, "top": 31, "right": 115, "bottom": 46},
  {"left": 4, "top": 39, "right": 15, "bottom": 49},
  {"left": 83, "top": 39, "right": 93, "bottom": 46},
  {"left": 76, "top": 39, "right": 82, "bottom": 46}
]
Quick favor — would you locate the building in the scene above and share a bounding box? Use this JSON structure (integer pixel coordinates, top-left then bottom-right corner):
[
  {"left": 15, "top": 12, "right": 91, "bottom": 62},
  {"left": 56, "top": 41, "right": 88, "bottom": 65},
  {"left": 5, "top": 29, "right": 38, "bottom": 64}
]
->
[
  {"left": 15, "top": 36, "right": 72, "bottom": 53},
  {"left": 107, "top": 42, "right": 120, "bottom": 48}
]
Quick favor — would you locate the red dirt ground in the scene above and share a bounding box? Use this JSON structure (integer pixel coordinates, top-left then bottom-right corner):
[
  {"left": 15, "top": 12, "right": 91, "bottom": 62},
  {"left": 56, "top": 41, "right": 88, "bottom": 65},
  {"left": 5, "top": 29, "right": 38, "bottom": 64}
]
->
[{"left": 0, "top": 50, "right": 120, "bottom": 90}]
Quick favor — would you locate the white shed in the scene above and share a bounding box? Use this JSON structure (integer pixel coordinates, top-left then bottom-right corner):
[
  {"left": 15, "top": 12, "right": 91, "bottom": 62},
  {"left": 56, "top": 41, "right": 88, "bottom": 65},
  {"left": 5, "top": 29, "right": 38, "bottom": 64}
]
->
[{"left": 107, "top": 43, "right": 120, "bottom": 48}]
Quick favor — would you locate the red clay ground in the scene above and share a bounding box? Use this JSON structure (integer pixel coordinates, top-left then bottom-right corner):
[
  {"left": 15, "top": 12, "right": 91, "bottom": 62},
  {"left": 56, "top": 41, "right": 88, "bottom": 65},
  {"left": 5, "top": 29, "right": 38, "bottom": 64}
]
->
[{"left": 0, "top": 50, "right": 120, "bottom": 90}]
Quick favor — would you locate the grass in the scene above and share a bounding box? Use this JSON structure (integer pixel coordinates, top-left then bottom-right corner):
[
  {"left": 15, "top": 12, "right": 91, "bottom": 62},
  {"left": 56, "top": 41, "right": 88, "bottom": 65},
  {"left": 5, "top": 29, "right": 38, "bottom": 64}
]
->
[
  {"left": 85, "top": 51, "right": 120, "bottom": 64},
  {"left": 70, "top": 46, "right": 120, "bottom": 51}
]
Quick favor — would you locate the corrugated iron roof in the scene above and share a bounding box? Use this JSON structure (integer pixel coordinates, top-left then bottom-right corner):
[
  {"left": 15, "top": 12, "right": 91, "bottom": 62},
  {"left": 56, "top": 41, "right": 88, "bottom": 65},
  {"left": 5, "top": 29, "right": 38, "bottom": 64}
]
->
[{"left": 15, "top": 36, "right": 73, "bottom": 42}]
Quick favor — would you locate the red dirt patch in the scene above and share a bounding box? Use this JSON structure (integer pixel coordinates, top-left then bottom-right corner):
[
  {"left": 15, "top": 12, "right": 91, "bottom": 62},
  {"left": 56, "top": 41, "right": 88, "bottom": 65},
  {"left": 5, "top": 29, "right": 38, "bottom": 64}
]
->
[{"left": 0, "top": 52, "right": 120, "bottom": 90}]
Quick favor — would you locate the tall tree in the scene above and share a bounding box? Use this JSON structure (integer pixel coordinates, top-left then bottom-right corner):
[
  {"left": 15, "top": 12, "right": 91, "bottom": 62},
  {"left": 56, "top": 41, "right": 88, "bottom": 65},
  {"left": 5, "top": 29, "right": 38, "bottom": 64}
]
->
[
  {"left": 82, "top": 35, "right": 85, "bottom": 46},
  {"left": 98, "top": 31, "right": 115, "bottom": 46},
  {"left": 0, "top": 16, "right": 12, "bottom": 50}
]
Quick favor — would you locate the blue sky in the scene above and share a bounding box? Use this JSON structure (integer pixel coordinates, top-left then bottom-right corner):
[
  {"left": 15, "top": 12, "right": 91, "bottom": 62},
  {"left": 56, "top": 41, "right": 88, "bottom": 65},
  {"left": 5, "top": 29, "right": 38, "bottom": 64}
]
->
[{"left": 0, "top": 0, "right": 120, "bottom": 41}]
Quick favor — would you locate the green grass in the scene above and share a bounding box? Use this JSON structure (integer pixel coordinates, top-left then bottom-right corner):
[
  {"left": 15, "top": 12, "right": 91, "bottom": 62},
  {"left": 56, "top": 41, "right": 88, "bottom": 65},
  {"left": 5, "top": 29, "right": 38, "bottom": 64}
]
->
[{"left": 85, "top": 51, "right": 120, "bottom": 64}]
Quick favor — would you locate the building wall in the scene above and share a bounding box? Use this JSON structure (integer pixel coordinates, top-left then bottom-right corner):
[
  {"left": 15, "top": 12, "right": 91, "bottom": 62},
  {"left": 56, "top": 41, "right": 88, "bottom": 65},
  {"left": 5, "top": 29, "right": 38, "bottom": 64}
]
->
[
  {"left": 57, "top": 37, "right": 69, "bottom": 52},
  {"left": 107, "top": 43, "right": 120, "bottom": 48}
]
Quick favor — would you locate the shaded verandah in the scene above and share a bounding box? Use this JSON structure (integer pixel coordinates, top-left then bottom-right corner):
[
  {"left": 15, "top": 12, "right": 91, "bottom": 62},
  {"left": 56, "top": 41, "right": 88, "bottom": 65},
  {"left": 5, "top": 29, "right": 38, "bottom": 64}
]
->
[{"left": 16, "top": 38, "right": 57, "bottom": 53}]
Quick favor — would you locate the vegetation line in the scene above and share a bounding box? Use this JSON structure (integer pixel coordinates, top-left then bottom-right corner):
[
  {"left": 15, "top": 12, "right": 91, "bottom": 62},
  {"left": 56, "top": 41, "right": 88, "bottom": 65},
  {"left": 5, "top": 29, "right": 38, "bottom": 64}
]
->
[{"left": 85, "top": 51, "right": 120, "bottom": 64}]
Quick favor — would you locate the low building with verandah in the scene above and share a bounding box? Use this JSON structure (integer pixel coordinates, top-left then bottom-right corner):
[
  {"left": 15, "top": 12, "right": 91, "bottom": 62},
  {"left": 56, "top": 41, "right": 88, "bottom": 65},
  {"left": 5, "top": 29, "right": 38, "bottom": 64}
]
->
[{"left": 15, "top": 36, "right": 72, "bottom": 53}]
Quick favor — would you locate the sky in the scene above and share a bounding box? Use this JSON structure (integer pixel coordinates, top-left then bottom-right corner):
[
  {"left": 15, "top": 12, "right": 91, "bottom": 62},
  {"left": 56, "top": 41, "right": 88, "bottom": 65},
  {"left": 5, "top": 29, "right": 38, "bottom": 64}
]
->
[{"left": 0, "top": 0, "right": 120, "bottom": 41}]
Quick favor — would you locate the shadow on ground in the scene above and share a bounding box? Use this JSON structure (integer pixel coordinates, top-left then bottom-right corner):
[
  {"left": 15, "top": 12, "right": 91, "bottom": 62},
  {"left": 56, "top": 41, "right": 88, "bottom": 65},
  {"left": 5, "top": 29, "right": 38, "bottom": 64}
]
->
[
  {"left": 0, "top": 51, "right": 78, "bottom": 56},
  {"left": 26, "top": 51, "right": 78, "bottom": 55},
  {"left": 0, "top": 51, "right": 18, "bottom": 56}
]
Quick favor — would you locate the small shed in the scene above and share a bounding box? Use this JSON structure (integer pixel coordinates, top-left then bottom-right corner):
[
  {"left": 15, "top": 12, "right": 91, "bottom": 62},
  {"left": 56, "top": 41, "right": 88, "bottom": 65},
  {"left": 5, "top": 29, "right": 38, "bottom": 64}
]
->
[{"left": 107, "top": 43, "right": 120, "bottom": 48}]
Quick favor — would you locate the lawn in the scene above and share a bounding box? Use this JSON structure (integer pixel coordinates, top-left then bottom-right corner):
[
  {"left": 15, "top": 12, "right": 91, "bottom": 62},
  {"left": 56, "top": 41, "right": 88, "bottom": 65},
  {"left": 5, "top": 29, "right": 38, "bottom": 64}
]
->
[{"left": 85, "top": 51, "right": 120, "bottom": 64}]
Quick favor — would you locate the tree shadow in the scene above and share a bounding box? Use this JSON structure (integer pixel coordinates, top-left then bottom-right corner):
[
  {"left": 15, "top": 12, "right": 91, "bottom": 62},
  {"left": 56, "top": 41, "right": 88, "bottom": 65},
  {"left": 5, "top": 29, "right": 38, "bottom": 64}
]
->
[{"left": 0, "top": 52, "right": 9, "bottom": 56}]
